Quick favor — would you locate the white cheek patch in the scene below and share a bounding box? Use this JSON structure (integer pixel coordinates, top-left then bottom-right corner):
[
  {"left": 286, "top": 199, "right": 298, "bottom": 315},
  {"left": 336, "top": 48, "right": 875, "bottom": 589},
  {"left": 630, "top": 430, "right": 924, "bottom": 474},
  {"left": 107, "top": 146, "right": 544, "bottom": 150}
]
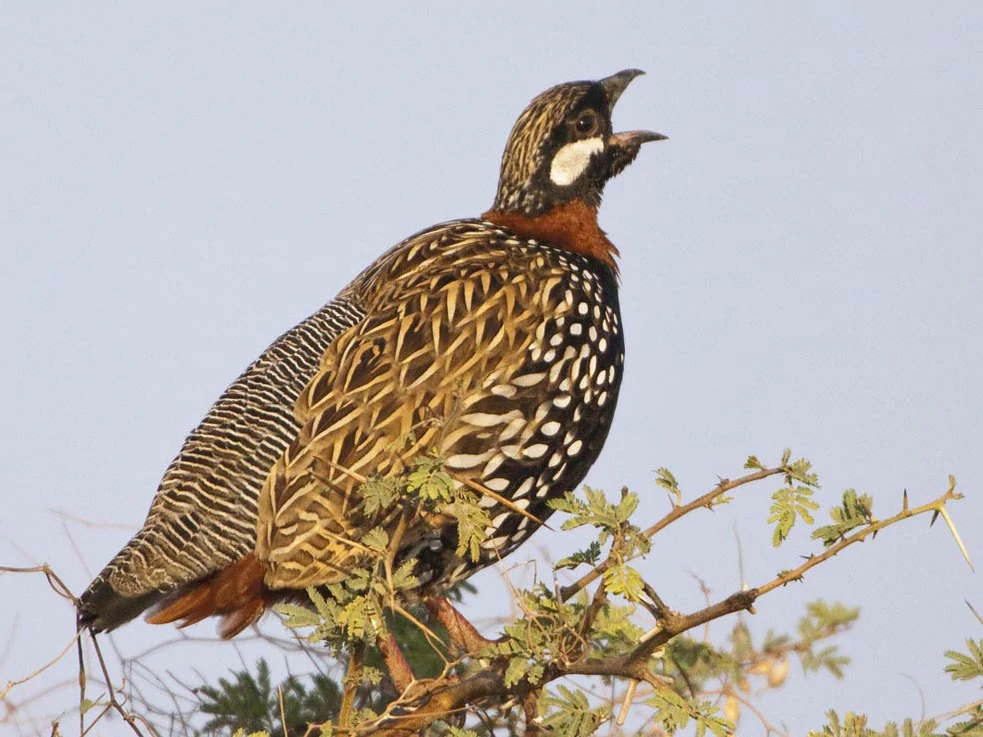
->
[{"left": 549, "top": 136, "right": 604, "bottom": 186}]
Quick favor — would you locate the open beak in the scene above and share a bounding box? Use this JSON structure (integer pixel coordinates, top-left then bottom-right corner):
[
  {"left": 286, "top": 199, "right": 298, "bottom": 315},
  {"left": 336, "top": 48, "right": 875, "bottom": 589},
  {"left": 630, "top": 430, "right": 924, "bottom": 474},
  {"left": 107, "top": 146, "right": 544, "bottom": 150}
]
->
[{"left": 599, "top": 69, "right": 668, "bottom": 146}]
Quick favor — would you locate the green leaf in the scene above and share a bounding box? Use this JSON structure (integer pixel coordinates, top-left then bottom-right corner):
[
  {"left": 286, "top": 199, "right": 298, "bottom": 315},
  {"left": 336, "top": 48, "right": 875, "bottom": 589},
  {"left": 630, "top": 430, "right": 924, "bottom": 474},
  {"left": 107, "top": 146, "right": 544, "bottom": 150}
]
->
[
  {"left": 542, "top": 685, "right": 608, "bottom": 737},
  {"left": 555, "top": 540, "right": 603, "bottom": 571},
  {"left": 649, "top": 688, "right": 692, "bottom": 733},
  {"left": 406, "top": 453, "right": 454, "bottom": 502},
  {"left": 812, "top": 489, "right": 874, "bottom": 547},
  {"left": 656, "top": 466, "right": 682, "bottom": 504},
  {"left": 337, "top": 594, "right": 382, "bottom": 641},
  {"left": 362, "top": 527, "right": 389, "bottom": 553},
  {"left": 391, "top": 559, "right": 420, "bottom": 591},
  {"left": 603, "top": 564, "right": 645, "bottom": 601},
  {"left": 945, "top": 640, "right": 983, "bottom": 681},
  {"left": 275, "top": 603, "right": 322, "bottom": 630},
  {"left": 361, "top": 475, "right": 401, "bottom": 515},
  {"left": 615, "top": 489, "right": 640, "bottom": 522},
  {"left": 453, "top": 491, "right": 491, "bottom": 562},
  {"left": 768, "top": 484, "right": 820, "bottom": 547},
  {"left": 504, "top": 657, "right": 530, "bottom": 688},
  {"left": 744, "top": 455, "right": 764, "bottom": 470},
  {"left": 358, "top": 666, "right": 384, "bottom": 687},
  {"left": 445, "top": 728, "right": 481, "bottom": 737},
  {"left": 948, "top": 706, "right": 983, "bottom": 736}
]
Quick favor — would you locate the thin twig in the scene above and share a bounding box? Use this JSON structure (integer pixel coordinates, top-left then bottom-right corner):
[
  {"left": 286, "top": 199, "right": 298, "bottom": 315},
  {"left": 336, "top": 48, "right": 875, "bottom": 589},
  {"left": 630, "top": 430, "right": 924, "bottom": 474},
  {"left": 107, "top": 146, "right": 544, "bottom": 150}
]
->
[{"left": 559, "top": 467, "right": 784, "bottom": 601}]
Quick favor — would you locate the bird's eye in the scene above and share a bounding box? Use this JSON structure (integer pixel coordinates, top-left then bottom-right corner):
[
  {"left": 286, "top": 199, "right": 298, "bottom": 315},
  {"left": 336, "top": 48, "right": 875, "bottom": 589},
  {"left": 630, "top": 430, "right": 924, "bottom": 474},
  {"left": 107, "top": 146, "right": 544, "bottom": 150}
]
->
[{"left": 574, "top": 111, "right": 598, "bottom": 136}]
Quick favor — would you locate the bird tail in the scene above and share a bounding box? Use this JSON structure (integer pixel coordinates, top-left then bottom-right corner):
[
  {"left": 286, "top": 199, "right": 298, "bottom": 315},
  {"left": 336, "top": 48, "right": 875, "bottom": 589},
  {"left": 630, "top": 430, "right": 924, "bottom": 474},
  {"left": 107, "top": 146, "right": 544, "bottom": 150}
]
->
[
  {"left": 78, "top": 576, "right": 165, "bottom": 633},
  {"left": 145, "top": 553, "right": 270, "bottom": 638}
]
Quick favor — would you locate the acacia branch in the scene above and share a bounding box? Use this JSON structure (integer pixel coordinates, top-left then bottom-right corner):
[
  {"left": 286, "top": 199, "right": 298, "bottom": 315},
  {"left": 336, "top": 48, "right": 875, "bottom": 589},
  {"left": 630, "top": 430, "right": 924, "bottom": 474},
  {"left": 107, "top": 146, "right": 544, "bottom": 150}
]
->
[
  {"left": 758, "top": 482, "right": 967, "bottom": 597},
  {"left": 559, "top": 466, "right": 784, "bottom": 602},
  {"left": 355, "top": 481, "right": 968, "bottom": 736},
  {"left": 626, "top": 481, "right": 966, "bottom": 666}
]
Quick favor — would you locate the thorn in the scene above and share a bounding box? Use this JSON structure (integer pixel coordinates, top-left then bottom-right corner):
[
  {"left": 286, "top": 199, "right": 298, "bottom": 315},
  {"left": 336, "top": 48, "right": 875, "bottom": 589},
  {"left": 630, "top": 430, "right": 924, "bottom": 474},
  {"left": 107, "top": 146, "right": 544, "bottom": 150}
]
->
[
  {"left": 930, "top": 510, "right": 940, "bottom": 527},
  {"left": 966, "top": 600, "right": 983, "bottom": 626},
  {"left": 903, "top": 489, "right": 909, "bottom": 512},
  {"left": 617, "top": 679, "right": 639, "bottom": 726},
  {"left": 939, "top": 506, "right": 974, "bottom": 572}
]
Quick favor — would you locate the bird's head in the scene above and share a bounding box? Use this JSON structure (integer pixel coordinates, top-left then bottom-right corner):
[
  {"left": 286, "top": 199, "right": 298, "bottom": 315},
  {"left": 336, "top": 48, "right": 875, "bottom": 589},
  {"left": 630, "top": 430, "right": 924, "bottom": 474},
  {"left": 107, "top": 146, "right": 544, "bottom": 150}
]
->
[{"left": 490, "top": 69, "right": 665, "bottom": 217}]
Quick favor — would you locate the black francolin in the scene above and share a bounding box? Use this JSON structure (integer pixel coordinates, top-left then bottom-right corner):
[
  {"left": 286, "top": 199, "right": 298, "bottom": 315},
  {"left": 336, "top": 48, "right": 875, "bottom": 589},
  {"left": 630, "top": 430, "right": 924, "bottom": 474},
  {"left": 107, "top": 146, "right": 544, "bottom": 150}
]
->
[{"left": 79, "top": 69, "right": 664, "bottom": 639}]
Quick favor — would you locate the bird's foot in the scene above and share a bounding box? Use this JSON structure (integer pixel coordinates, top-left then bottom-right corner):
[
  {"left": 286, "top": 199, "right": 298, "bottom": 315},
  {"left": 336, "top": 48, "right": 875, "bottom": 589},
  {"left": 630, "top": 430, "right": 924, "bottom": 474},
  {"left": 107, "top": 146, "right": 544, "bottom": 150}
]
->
[
  {"left": 425, "top": 596, "right": 500, "bottom": 655},
  {"left": 378, "top": 629, "right": 417, "bottom": 692}
]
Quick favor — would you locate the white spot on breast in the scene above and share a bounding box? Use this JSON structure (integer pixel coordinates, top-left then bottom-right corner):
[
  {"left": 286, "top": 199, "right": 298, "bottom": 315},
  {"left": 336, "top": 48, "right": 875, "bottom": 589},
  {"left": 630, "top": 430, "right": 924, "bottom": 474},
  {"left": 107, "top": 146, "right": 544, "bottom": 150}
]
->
[
  {"left": 549, "top": 136, "right": 604, "bottom": 186},
  {"left": 598, "top": 391, "right": 609, "bottom": 406},
  {"left": 553, "top": 462, "right": 568, "bottom": 481},
  {"left": 541, "top": 421, "right": 561, "bottom": 436},
  {"left": 553, "top": 394, "right": 571, "bottom": 408},
  {"left": 570, "top": 323, "right": 583, "bottom": 336},
  {"left": 513, "top": 373, "right": 546, "bottom": 387},
  {"left": 578, "top": 302, "right": 589, "bottom": 316},
  {"left": 499, "top": 417, "right": 525, "bottom": 441},
  {"left": 485, "top": 477, "right": 509, "bottom": 492},
  {"left": 523, "top": 443, "right": 549, "bottom": 459},
  {"left": 549, "top": 333, "right": 564, "bottom": 347},
  {"left": 598, "top": 337, "right": 608, "bottom": 352},
  {"left": 515, "top": 477, "right": 534, "bottom": 498},
  {"left": 482, "top": 453, "right": 505, "bottom": 477},
  {"left": 567, "top": 439, "right": 583, "bottom": 456}
]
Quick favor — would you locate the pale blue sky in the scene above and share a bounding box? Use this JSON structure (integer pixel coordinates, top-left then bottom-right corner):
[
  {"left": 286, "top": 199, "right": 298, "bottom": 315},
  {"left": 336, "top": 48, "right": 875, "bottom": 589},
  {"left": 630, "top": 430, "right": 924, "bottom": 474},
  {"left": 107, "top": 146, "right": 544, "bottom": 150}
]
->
[{"left": 2, "top": 3, "right": 981, "bottom": 734}]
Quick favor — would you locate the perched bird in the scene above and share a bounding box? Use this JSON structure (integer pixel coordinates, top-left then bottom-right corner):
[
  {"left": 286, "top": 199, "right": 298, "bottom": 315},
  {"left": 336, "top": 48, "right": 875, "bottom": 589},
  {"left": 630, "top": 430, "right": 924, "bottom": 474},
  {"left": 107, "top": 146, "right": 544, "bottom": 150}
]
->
[{"left": 79, "top": 69, "right": 664, "bottom": 639}]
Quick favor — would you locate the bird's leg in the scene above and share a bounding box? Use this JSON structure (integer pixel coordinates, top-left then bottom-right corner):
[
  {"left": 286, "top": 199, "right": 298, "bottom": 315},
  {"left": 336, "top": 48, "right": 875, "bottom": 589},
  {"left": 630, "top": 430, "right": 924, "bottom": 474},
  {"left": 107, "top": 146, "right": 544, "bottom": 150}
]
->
[
  {"left": 378, "top": 630, "right": 416, "bottom": 692},
  {"left": 425, "top": 596, "right": 498, "bottom": 655}
]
